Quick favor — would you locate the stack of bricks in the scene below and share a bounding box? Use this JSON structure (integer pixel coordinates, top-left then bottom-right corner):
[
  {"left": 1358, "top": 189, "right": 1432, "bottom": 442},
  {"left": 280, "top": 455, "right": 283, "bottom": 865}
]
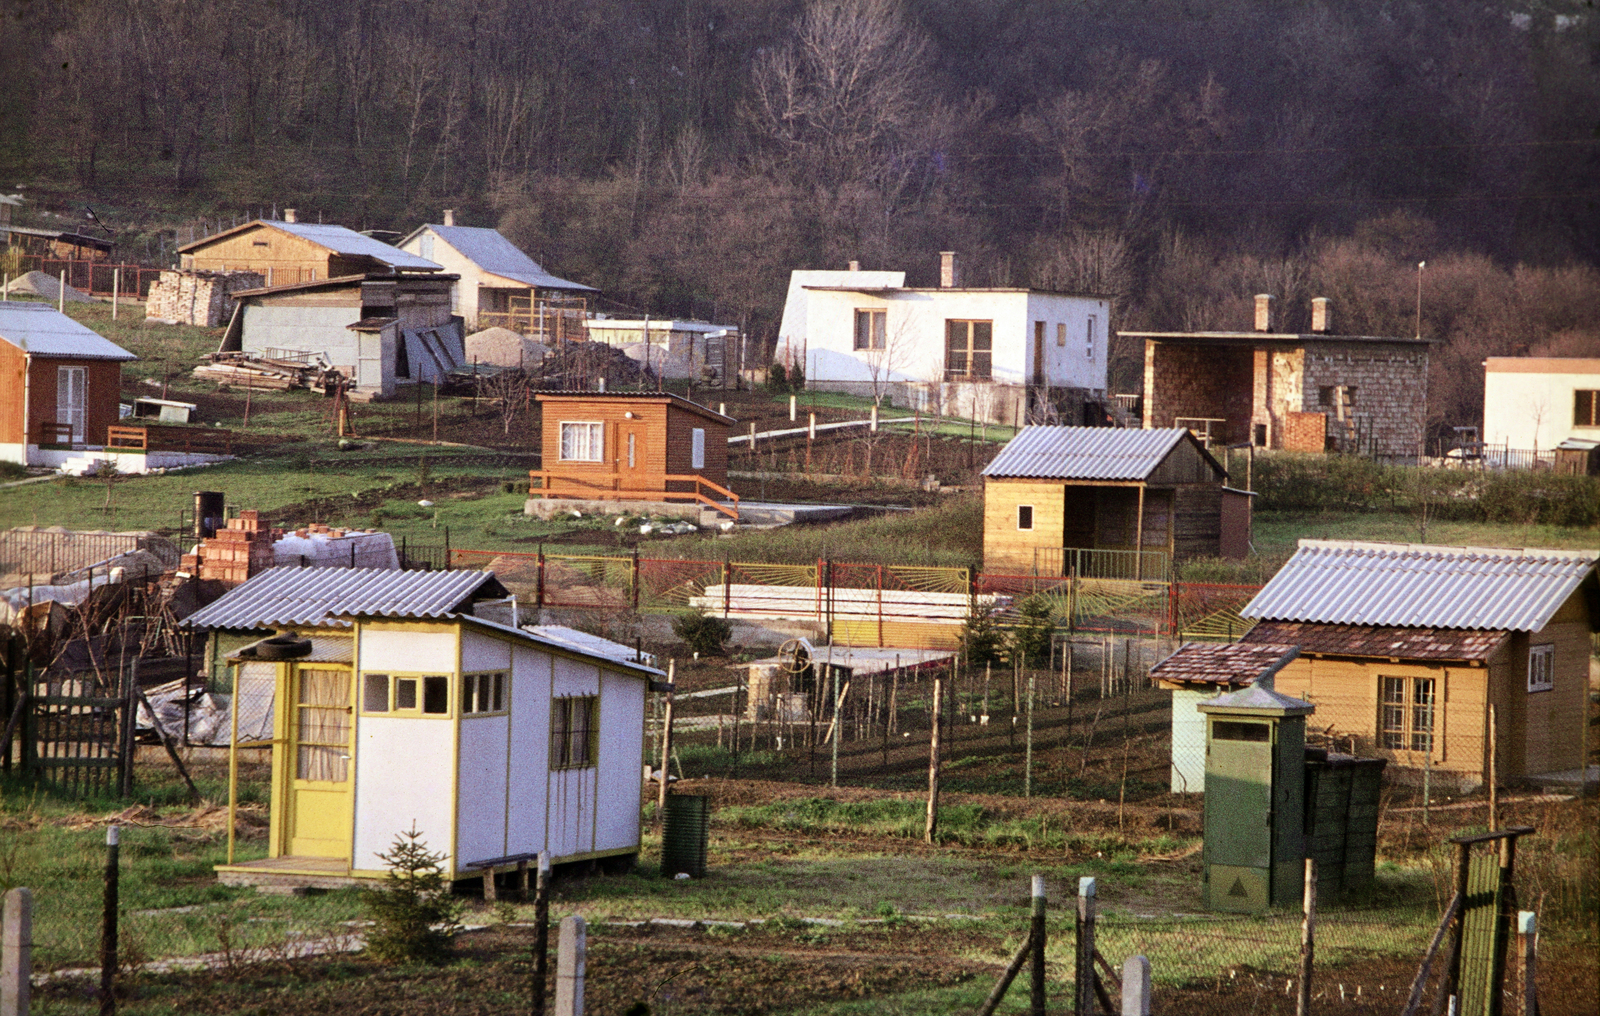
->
[{"left": 180, "top": 510, "right": 281, "bottom": 587}]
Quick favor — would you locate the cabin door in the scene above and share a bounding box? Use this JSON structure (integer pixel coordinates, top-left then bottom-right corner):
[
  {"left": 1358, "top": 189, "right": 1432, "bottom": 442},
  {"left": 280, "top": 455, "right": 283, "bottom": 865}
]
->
[
  {"left": 56, "top": 367, "right": 86, "bottom": 443},
  {"left": 619, "top": 422, "right": 648, "bottom": 490},
  {"left": 286, "top": 666, "right": 354, "bottom": 858}
]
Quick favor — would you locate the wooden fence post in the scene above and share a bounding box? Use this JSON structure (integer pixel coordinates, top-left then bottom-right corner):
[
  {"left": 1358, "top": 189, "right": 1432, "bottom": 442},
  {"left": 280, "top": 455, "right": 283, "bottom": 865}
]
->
[
  {"left": 1514, "top": 911, "right": 1537, "bottom": 1016},
  {"left": 658, "top": 661, "right": 676, "bottom": 823},
  {"left": 1030, "top": 874, "right": 1047, "bottom": 1016},
  {"left": 99, "top": 826, "right": 119, "bottom": 1016},
  {"left": 924, "top": 673, "right": 942, "bottom": 843},
  {"left": 1298, "top": 856, "right": 1316, "bottom": 1016},
  {"left": 1076, "top": 876, "right": 1096, "bottom": 1016},
  {"left": 531, "top": 853, "right": 550, "bottom": 1016}
]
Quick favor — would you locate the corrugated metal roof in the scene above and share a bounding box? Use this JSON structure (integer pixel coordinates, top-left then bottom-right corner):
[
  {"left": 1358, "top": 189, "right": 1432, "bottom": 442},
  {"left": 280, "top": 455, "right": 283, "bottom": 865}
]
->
[
  {"left": 185, "top": 567, "right": 504, "bottom": 631},
  {"left": 418, "top": 225, "right": 594, "bottom": 291},
  {"left": 271, "top": 222, "right": 442, "bottom": 270},
  {"left": 1241, "top": 539, "right": 1599, "bottom": 632},
  {"left": 981, "top": 426, "right": 1189, "bottom": 480},
  {"left": 0, "top": 303, "right": 137, "bottom": 360}
]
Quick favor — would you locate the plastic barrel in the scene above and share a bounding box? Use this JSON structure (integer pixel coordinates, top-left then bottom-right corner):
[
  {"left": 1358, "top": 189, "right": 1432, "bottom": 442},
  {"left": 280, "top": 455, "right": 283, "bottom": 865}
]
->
[{"left": 661, "top": 794, "right": 709, "bottom": 878}]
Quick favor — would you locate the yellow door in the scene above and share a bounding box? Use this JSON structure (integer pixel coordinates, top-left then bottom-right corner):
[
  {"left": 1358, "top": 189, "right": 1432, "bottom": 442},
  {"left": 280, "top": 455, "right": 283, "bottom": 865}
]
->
[{"left": 288, "top": 667, "right": 354, "bottom": 858}]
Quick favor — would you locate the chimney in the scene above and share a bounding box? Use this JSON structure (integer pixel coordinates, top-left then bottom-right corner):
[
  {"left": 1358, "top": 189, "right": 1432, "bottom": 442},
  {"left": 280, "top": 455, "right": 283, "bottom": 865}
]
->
[
  {"left": 848, "top": 260, "right": 860, "bottom": 272},
  {"left": 443, "top": 209, "right": 455, "bottom": 227},
  {"left": 1254, "top": 294, "right": 1274, "bottom": 332},
  {"left": 940, "top": 251, "right": 960, "bottom": 288},
  {"left": 1310, "top": 297, "right": 1332, "bottom": 333},
  {"left": 283, "top": 208, "right": 297, "bottom": 223}
]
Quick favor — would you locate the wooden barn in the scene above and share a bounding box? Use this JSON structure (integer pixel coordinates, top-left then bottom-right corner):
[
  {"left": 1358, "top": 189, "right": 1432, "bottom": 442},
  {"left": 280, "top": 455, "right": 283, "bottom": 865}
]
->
[
  {"left": 981, "top": 426, "right": 1251, "bottom": 576},
  {"left": 178, "top": 214, "right": 441, "bottom": 287},
  {"left": 1239, "top": 540, "right": 1599, "bottom": 788},
  {"left": 0, "top": 303, "right": 136, "bottom": 467},
  {"left": 185, "top": 567, "right": 662, "bottom": 887},
  {"left": 530, "top": 392, "right": 738, "bottom": 519}
]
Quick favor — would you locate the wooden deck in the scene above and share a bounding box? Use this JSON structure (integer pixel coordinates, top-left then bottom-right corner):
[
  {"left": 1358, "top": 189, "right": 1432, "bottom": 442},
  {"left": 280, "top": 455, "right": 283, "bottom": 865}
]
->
[{"left": 215, "top": 855, "right": 376, "bottom": 890}]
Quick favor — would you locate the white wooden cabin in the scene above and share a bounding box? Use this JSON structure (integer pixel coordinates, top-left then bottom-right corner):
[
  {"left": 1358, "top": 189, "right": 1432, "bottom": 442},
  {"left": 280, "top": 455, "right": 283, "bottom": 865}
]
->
[{"left": 200, "top": 569, "right": 661, "bottom": 888}]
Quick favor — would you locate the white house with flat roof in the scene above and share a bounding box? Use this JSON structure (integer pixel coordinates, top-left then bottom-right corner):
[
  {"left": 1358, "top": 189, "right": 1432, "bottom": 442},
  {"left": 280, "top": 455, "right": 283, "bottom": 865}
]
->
[
  {"left": 775, "top": 253, "right": 1110, "bottom": 425},
  {"left": 1483, "top": 357, "right": 1600, "bottom": 452}
]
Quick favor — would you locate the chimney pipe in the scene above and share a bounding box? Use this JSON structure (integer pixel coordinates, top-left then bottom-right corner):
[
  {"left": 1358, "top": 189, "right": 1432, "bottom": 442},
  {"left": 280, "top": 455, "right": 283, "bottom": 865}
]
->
[
  {"left": 940, "top": 251, "right": 960, "bottom": 288},
  {"left": 1254, "top": 294, "right": 1274, "bottom": 332},
  {"left": 848, "top": 260, "right": 860, "bottom": 272},
  {"left": 443, "top": 209, "right": 455, "bottom": 227},
  {"left": 1310, "top": 297, "right": 1332, "bottom": 333},
  {"left": 283, "top": 208, "right": 297, "bottom": 224}
]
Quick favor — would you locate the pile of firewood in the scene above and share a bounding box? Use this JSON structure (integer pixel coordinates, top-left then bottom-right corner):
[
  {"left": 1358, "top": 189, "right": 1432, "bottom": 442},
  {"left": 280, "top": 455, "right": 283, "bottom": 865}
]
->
[{"left": 192, "top": 352, "right": 344, "bottom": 393}]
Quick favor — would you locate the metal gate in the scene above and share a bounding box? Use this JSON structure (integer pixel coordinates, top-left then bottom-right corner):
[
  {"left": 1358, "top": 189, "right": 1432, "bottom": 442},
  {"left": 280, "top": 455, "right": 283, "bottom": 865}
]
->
[{"left": 27, "top": 664, "right": 134, "bottom": 797}]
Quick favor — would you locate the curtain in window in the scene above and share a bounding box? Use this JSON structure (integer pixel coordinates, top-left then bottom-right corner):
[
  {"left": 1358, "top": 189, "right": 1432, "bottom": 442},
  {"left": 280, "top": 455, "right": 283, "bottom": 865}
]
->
[{"left": 296, "top": 669, "right": 351, "bottom": 782}]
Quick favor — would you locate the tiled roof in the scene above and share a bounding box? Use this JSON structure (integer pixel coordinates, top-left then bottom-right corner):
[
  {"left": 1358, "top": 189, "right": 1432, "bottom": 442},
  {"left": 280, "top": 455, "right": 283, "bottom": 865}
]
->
[
  {"left": 0, "top": 303, "right": 137, "bottom": 360},
  {"left": 1150, "top": 641, "right": 1300, "bottom": 686},
  {"left": 982, "top": 426, "right": 1205, "bottom": 480},
  {"left": 1241, "top": 620, "right": 1510, "bottom": 661},
  {"left": 1241, "top": 539, "right": 1598, "bottom": 631},
  {"left": 184, "top": 567, "right": 506, "bottom": 630}
]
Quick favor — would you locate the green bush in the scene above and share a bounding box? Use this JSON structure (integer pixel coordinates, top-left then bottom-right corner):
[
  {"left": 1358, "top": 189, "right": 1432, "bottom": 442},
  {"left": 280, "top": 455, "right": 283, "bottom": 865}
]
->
[
  {"left": 672, "top": 610, "right": 733, "bottom": 657},
  {"left": 363, "top": 825, "right": 463, "bottom": 965},
  {"left": 1007, "top": 595, "right": 1054, "bottom": 666},
  {"left": 961, "top": 606, "right": 1006, "bottom": 666},
  {"left": 765, "top": 362, "right": 789, "bottom": 393},
  {"left": 1479, "top": 472, "right": 1600, "bottom": 527}
]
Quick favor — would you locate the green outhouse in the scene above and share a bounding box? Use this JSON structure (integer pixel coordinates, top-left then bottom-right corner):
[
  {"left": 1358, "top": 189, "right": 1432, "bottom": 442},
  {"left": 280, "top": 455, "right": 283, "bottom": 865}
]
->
[{"left": 1199, "top": 681, "right": 1315, "bottom": 913}]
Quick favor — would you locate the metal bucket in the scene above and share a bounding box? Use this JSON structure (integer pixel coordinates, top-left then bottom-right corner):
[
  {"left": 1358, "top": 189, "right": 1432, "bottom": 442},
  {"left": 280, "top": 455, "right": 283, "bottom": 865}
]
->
[{"left": 661, "top": 794, "right": 709, "bottom": 878}]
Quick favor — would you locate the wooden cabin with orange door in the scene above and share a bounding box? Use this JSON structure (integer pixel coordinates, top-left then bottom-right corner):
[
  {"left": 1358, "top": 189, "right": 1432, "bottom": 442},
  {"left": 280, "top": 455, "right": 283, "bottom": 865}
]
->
[
  {"left": 530, "top": 392, "right": 737, "bottom": 518},
  {"left": 0, "top": 303, "right": 136, "bottom": 467}
]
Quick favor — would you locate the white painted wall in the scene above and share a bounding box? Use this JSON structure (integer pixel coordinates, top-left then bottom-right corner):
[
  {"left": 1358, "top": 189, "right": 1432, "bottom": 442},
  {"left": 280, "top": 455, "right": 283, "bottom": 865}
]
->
[
  {"left": 360, "top": 628, "right": 456, "bottom": 673},
  {"left": 775, "top": 270, "right": 1108, "bottom": 393},
  {"left": 1483, "top": 359, "right": 1600, "bottom": 450},
  {"left": 548, "top": 655, "right": 600, "bottom": 858},
  {"left": 595, "top": 670, "right": 646, "bottom": 853},
  {"left": 462, "top": 629, "right": 513, "bottom": 672},
  {"left": 507, "top": 644, "right": 552, "bottom": 856},
  {"left": 1170, "top": 687, "right": 1218, "bottom": 793},
  {"left": 354, "top": 715, "right": 454, "bottom": 870},
  {"left": 457, "top": 715, "right": 509, "bottom": 864}
]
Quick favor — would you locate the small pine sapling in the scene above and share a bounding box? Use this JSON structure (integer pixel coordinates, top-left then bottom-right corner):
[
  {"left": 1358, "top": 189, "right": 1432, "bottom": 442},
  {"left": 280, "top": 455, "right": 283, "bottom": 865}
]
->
[{"left": 363, "top": 824, "right": 463, "bottom": 964}]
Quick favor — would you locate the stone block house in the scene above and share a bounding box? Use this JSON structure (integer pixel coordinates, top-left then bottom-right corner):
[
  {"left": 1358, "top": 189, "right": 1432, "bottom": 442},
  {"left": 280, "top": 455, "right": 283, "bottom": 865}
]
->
[{"left": 1122, "top": 297, "right": 1432, "bottom": 461}]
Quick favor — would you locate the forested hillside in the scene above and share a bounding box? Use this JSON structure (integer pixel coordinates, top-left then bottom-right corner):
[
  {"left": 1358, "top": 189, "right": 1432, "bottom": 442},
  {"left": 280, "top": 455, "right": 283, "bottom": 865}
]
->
[{"left": 3, "top": 0, "right": 1597, "bottom": 421}]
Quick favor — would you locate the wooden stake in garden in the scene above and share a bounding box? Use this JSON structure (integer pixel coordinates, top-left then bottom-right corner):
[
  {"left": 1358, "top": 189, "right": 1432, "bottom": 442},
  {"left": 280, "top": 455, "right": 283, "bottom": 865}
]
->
[
  {"left": 1030, "top": 874, "right": 1047, "bottom": 1016},
  {"left": 657, "top": 660, "right": 676, "bottom": 825},
  {"left": 925, "top": 672, "right": 942, "bottom": 844},
  {"left": 1298, "top": 856, "right": 1316, "bottom": 1016},
  {"left": 531, "top": 851, "right": 551, "bottom": 1016},
  {"left": 100, "top": 825, "right": 119, "bottom": 1016}
]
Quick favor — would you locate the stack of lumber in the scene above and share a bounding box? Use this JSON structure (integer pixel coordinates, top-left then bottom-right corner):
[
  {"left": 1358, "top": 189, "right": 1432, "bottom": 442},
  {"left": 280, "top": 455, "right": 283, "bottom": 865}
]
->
[{"left": 193, "top": 352, "right": 342, "bottom": 392}]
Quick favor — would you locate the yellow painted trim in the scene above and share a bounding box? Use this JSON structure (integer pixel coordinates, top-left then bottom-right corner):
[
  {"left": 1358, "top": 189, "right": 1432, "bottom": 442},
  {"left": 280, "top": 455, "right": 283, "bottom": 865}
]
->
[
  {"left": 227, "top": 661, "right": 241, "bottom": 865},
  {"left": 267, "top": 660, "right": 290, "bottom": 857},
  {"left": 461, "top": 670, "right": 512, "bottom": 717},
  {"left": 351, "top": 624, "right": 364, "bottom": 867},
  {"left": 358, "top": 670, "right": 457, "bottom": 718},
  {"left": 458, "top": 617, "right": 655, "bottom": 680},
  {"left": 502, "top": 664, "right": 514, "bottom": 857},
  {"left": 449, "top": 624, "right": 462, "bottom": 877},
  {"left": 358, "top": 619, "right": 458, "bottom": 634},
  {"left": 549, "top": 845, "right": 638, "bottom": 866},
  {"left": 591, "top": 669, "right": 602, "bottom": 853},
  {"left": 544, "top": 651, "right": 555, "bottom": 860}
]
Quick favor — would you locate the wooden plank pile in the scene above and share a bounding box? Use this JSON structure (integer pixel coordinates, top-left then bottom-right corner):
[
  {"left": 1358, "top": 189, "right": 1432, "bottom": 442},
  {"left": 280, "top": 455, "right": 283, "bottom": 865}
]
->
[{"left": 193, "top": 352, "right": 343, "bottom": 393}]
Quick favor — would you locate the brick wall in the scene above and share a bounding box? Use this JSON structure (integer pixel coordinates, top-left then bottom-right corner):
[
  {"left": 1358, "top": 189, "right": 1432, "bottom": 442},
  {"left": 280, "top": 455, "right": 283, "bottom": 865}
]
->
[
  {"left": 1282, "top": 411, "right": 1327, "bottom": 452},
  {"left": 1300, "top": 341, "right": 1429, "bottom": 460},
  {"left": 1144, "top": 341, "right": 1253, "bottom": 442}
]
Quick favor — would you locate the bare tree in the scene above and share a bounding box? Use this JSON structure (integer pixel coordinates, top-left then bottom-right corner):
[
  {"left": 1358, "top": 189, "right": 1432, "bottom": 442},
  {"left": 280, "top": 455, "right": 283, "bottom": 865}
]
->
[{"left": 478, "top": 369, "right": 530, "bottom": 436}]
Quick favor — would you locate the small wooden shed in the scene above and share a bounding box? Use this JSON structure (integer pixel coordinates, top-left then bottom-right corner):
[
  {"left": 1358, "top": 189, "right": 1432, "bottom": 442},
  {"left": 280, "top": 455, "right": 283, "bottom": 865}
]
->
[
  {"left": 178, "top": 217, "right": 442, "bottom": 287},
  {"left": 1240, "top": 540, "right": 1599, "bottom": 788},
  {"left": 981, "top": 426, "right": 1249, "bottom": 575},
  {"left": 532, "top": 392, "right": 738, "bottom": 517},
  {"left": 190, "top": 567, "right": 662, "bottom": 887},
  {"left": 0, "top": 303, "right": 137, "bottom": 466}
]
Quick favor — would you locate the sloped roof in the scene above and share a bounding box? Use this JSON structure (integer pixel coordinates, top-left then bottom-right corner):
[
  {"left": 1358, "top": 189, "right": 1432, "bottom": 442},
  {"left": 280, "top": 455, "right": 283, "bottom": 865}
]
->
[
  {"left": 403, "top": 225, "right": 594, "bottom": 291},
  {"left": 179, "top": 220, "right": 441, "bottom": 271},
  {"left": 982, "top": 426, "right": 1217, "bottom": 481},
  {"left": 1150, "top": 641, "right": 1300, "bottom": 687},
  {"left": 185, "top": 567, "right": 507, "bottom": 631},
  {"left": 534, "top": 390, "right": 735, "bottom": 425},
  {"left": 0, "top": 303, "right": 136, "bottom": 360},
  {"left": 1197, "top": 682, "right": 1315, "bottom": 716},
  {"left": 1241, "top": 620, "right": 1509, "bottom": 662},
  {"left": 1241, "top": 539, "right": 1599, "bottom": 632}
]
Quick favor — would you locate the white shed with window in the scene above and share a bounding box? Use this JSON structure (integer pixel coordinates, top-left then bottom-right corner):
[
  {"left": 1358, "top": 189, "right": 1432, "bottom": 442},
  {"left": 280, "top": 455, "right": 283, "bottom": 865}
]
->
[{"left": 211, "top": 592, "right": 660, "bottom": 888}]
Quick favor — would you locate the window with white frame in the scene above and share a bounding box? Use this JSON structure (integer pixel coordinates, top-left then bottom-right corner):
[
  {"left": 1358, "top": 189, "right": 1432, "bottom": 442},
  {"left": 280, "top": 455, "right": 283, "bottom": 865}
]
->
[
  {"left": 1528, "top": 644, "right": 1554, "bottom": 692},
  {"left": 692, "top": 428, "right": 706, "bottom": 469},
  {"left": 1379, "top": 675, "right": 1435, "bottom": 753},
  {"left": 1085, "top": 316, "right": 1097, "bottom": 360},
  {"left": 462, "top": 671, "right": 508, "bottom": 714},
  {"left": 559, "top": 421, "right": 604, "bottom": 461},
  {"left": 550, "top": 696, "right": 598, "bottom": 768},
  {"left": 1017, "top": 505, "right": 1034, "bottom": 530}
]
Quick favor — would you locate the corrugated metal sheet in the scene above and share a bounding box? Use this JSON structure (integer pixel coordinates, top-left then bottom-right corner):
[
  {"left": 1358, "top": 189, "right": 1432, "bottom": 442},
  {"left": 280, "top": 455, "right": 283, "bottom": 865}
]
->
[
  {"left": 185, "top": 567, "right": 503, "bottom": 631},
  {"left": 1241, "top": 540, "right": 1599, "bottom": 631},
  {"left": 0, "top": 303, "right": 137, "bottom": 360},
  {"left": 425, "top": 225, "right": 594, "bottom": 291},
  {"left": 272, "top": 222, "right": 442, "bottom": 271},
  {"left": 982, "top": 426, "right": 1188, "bottom": 480}
]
